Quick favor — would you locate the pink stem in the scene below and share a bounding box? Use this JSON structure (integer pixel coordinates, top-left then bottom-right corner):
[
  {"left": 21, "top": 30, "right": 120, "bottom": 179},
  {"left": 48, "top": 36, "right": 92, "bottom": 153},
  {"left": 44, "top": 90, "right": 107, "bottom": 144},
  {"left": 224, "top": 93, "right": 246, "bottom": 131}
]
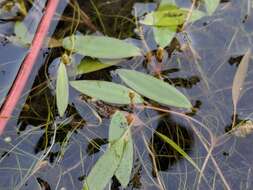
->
[{"left": 0, "top": 0, "right": 60, "bottom": 134}]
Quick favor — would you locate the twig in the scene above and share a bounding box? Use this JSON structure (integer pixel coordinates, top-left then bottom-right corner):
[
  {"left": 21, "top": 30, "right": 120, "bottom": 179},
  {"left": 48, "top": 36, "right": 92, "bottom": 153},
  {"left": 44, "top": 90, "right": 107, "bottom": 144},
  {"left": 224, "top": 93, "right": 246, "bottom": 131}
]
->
[{"left": 181, "top": 0, "right": 197, "bottom": 31}]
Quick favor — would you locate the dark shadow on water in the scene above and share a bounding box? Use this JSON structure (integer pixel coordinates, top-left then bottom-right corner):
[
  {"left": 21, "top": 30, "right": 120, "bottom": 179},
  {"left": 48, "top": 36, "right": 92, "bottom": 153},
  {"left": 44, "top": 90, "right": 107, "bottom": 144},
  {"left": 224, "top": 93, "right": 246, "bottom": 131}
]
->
[{"left": 150, "top": 115, "right": 194, "bottom": 172}]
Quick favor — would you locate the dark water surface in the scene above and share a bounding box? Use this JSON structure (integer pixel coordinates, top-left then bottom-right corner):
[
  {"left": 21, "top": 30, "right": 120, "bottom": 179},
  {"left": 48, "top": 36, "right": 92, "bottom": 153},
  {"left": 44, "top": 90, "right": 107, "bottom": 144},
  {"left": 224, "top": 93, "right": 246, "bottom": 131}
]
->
[{"left": 1, "top": 0, "right": 253, "bottom": 189}]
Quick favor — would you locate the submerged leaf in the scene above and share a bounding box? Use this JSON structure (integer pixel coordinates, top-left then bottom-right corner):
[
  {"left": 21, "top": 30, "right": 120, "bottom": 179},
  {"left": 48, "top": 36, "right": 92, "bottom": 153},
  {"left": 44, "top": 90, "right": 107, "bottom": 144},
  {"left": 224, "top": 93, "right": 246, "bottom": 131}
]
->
[
  {"left": 56, "top": 62, "right": 69, "bottom": 117},
  {"left": 84, "top": 137, "right": 125, "bottom": 190},
  {"left": 70, "top": 80, "right": 143, "bottom": 105},
  {"left": 117, "top": 69, "right": 192, "bottom": 108},
  {"left": 232, "top": 49, "right": 251, "bottom": 114},
  {"left": 77, "top": 58, "right": 121, "bottom": 74},
  {"left": 63, "top": 35, "right": 142, "bottom": 59},
  {"left": 204, "top": 0, "right": 220, "bottom": 15},
  {"left": 14, "top": 22, "right": 33, "bottom": 45}
]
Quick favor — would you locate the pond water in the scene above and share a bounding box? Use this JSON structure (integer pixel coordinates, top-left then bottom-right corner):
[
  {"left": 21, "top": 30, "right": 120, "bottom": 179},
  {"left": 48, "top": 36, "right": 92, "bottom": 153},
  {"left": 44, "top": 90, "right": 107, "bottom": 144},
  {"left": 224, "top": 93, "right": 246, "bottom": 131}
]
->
[{"left": 0, "top": 0, "right": 253, "bottom": 189}]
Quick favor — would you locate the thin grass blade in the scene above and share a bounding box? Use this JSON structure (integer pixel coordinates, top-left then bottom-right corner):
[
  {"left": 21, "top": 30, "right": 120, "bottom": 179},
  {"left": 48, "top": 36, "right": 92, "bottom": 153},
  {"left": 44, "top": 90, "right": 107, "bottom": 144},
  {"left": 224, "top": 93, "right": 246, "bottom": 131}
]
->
[{"left": 156, "top": 131, "right": 200, "bottom": 172}]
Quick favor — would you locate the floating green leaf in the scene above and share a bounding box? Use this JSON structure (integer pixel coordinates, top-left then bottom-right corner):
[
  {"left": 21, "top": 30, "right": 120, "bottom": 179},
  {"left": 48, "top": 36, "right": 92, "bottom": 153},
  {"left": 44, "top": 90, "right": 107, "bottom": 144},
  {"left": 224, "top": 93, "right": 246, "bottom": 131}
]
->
[
  {"left": 117, "top": 69, "right": 192, "bottom": 108},
  {"left": 109, "top": 111, "right": 129, "bottom": 141},
  {"left": 56, "top": 62, "right": 69, "bottom": 117},
  {"left": 140, "top": 10, "right": 186, "bottom": 27},
  {"left": 115, "top": 131, "right": 133, "bottom": 187},
  {"left": 70, "top": 80, "right": 143, "bottom": 105},
  {"left": 83, "top": 137, "right": 125, "bottom": 190},
  {"left": 140, "top": 5, "right": 187, "bottom": 27},
  {"left": 139, "top": 3, "right": 205, "bottom": 48},
  {"left": 155, "top": 131, "right": 200, "bottom": 172},
  {"left": 63, "top": 35, "right": 142, "bottom": 59},
  {"left": 153, "top": 27, "right": 175, "bottom": 48},
  {"left": 84, "top": 111, "right": 133, "bottom": 190},
  {"left": 204, "top": 0, "right": 220, "bottom": 15},
  {"left": 108, "top": 111, "right": 133, "bottom": 187},
  {"left": 77, "top": 58, "right": 122, "bottom": 74}
]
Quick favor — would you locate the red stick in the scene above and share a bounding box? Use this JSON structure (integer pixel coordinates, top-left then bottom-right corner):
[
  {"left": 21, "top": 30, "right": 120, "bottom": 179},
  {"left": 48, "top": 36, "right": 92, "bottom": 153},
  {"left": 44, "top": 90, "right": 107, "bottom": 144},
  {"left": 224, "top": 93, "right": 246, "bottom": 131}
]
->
[{"left": 0, "top": 0, "right": 60, "bottom": 134}]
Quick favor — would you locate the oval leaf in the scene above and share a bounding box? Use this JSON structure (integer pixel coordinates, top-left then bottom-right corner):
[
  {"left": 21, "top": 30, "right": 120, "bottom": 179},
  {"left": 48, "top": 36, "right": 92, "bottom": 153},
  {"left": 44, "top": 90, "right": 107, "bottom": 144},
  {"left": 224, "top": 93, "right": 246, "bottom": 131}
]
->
[
  {"left": 70, "top": 80, "right": 143, "bottom": 105},
  {"left": 63, "top": 35, "right": 142, "bottom": 59},
  {"left": 117, "top": 69, "right": 192, "bottom": 108},
  {"left": 56, "top": 62, "right": 69, "bottom": 117}
]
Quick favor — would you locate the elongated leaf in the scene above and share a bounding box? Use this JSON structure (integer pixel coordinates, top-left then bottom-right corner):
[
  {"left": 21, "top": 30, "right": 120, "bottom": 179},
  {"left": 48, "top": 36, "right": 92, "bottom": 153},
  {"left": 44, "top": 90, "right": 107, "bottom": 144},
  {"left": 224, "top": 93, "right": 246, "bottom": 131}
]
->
[
  {"left": 204, "top": 0, "right": 220, "bottom": 15},
  {"left": 63, "top": 35, "right": 142, "bottom": 59},
  {"left": 153, "top": 27, "right": 175, "bottom": 48},
  {"left": 56, "top": 62, "right": 69, "bottom": 117},
  {"left": 109, "top": 111, "right": 129, "bottom": 141},
  {"left": 77, "top": 58, "right": 121, "bottom": 74},
  {"left": 115, "top": 131, "right": 133, "bottom": 187},
  {"left": 232, "top": 49, "right": 251, "bottom": 113},
  {"left": 70, "top": 80, "right": 143, "bottom": 105},
  {"left": 108, "top": 111, "right": 133, "bottom": 188},
  {"left": 117, "top": 69, "right": 192, "bottom": 108},
  {"left": 84, "top": 138, "right": 125, "bottom": 190},
  {"left": 84, "top": 111, "right": 131, "bottom": 190},
  {"left": 156, "top": 131, "right": 200, "bottom": 172}
]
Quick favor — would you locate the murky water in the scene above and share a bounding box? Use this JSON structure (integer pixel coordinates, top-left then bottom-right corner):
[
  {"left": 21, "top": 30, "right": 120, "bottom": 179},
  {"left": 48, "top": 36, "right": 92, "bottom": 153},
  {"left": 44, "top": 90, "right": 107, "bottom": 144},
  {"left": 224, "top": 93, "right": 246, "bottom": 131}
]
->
[{"left": 1, "top": 0, "right": 253, "bottom": 189}]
